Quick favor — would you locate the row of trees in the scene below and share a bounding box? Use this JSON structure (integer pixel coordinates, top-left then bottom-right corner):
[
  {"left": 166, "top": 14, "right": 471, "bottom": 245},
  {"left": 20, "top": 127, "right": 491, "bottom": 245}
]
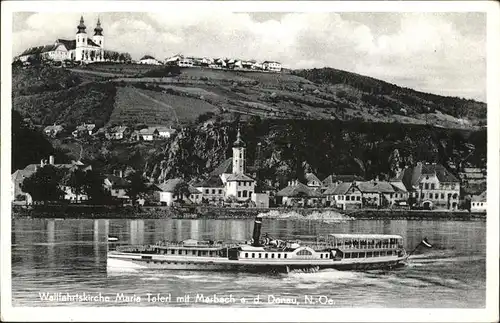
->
[
  {"left": 103, "top": 50, "right": 132, "bottom": 63},
  {"left": 20, "top": 165, "right": 150, "bottom": 205}
]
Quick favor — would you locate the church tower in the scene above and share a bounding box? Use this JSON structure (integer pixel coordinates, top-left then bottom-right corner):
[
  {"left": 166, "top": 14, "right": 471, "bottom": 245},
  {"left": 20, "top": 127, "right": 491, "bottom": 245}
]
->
[
  {"left": 76, "top": 16, "right": 87, "bottom": 47},
  {"left": 93, "top": 17, "right": 104, "bottom": 48},
  {"left": 76, "top": 16, "right": 87, "bottom": 61},
  {"left": 232, "top": 128, "right": 246, "bottom": 175},
  {"left": 93, "top": 17, "right": 104, "bottom": 61}
]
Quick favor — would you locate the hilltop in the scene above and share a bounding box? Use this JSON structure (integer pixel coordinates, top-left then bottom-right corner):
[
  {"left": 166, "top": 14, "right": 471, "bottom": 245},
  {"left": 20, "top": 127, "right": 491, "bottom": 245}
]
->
[{"left": 12, "top": 63, "right": 486, "bottom": 130}]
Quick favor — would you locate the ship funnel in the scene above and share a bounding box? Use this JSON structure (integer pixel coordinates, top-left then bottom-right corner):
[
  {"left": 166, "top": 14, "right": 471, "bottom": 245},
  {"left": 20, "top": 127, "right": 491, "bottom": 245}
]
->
[{"left": 252, "top": 216, "right": 263, "bottom": 247}]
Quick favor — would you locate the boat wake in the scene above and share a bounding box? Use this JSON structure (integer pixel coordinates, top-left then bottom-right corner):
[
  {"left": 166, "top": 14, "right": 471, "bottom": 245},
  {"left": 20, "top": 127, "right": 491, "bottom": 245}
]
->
[{"left": 285, "top": 268, "right": 361, "bottom": 282}]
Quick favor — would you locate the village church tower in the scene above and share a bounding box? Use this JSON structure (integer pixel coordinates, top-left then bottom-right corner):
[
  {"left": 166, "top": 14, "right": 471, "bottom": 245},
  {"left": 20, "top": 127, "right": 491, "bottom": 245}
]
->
[{"left": 232, "top": 128, "right": 246, "bottom": 174}]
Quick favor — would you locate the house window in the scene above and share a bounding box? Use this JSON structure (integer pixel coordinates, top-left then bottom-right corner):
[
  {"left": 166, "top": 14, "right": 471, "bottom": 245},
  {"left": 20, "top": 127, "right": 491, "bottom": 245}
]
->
[
  {"left": 441, "top": 193, "right": 445, "bottom": 199},
  {"left": 218, "top": 189, "right": 222, "bottom": 194},
  {"left": 357, "top": 196, "right": 361, "bottom": 201},
  {"left": 212, "top": 189, "right": 216, "bottom": 194},
  {"left": 265, "top": 254, "right": 268, "bottom": 258},
  {"left": 245, "top": 253, "right": 248, "bottom": 258},
  {"left": 421, "top": 193, "right": 424, "bottom": 199},
  {"left": 252, "top": 253, "right": 255, "bottom": 258},
  {"left": 271, "top": 254, "right": 275, "bottom": 258},
  {"left": 205, "top": 189, "right": 209, "bottom": 194},
  {"left": 243, "top": 191, "right": 247, "bottom": 198},
  {"left": 277, "top": 254, "right": 281, "bottom": 259},
  {"left": 431, "top": 183, "right": 435, "bottom": 190},
  {"left": 424, "top": 183, "right": 429, "bottom": 189},
  {"left": 346, "top": 196, "right": 350, "bottom": 201},
  {"left": 237, "top": 191, "right": 241, "bottom": 198},
  {"left": 284, "top": 254, "right": 287, "bottom": 259}
]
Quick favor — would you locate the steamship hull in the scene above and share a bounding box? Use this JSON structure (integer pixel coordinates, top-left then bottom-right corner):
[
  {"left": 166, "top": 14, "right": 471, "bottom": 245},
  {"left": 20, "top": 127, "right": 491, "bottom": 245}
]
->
[{"left": 107, "top": 252, "right": 407, "bottom": 273}]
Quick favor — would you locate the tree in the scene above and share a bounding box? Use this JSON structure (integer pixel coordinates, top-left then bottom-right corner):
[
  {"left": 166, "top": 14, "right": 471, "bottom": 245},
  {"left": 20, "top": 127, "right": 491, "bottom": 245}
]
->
[
  {"left": 21, "top": 165, "right": 64, "bottom": 204},
  {"left": 27, "top": 53, "right": 42, "bottom": 66},
  {"left": 83, "top": 170, "right": 110, "bottom": 205},
  {"left": 126, "top": 172, "right": 148, "bottom": 205},
  {"left": 12, "top": 59, "right": 23, "bottom": 68},
  {"left": 388, "top": 148, "right": 402, "bottom": 178},
  {"left": 173, "top": 181, "right": 191, "bottom": 202},
  {"left": 122, "top": 52, "right": 132, "bottom": 63},
  {"left": 64, "top": 168, "right": 86, "bottom": 202}
]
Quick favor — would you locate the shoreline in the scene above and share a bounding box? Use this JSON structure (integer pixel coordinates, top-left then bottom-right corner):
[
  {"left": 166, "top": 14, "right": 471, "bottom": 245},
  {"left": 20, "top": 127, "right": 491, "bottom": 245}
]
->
[{"left": 11, "top": 205, "right": 486, "bottom": 221}]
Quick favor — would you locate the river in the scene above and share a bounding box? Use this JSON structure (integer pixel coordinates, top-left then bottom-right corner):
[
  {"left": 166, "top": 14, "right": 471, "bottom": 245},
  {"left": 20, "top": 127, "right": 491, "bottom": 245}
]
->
[{"left": 11, "top": 217, "right": 485, "bottom": 308}]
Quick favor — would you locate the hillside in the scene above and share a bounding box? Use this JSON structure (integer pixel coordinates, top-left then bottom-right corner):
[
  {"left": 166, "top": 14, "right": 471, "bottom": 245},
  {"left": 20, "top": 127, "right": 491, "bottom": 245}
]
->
[
  {"left": 12, "top": 64, "right": 487, "bottom": 130},
  {"left": 143, "top": 119, "right": 487, "bottom": 185}
]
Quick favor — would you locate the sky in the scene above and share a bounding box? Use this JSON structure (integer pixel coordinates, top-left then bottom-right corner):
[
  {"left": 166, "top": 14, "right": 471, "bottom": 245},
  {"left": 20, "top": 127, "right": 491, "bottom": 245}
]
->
[{"left": 12, "top": 12, "right": 486, "bottom": 101}]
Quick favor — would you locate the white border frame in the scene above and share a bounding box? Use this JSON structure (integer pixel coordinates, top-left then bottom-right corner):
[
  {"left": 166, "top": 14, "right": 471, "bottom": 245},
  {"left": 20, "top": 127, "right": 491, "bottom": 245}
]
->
[{"left": 1, "top": 2, "right": 499, "bottom": 322}]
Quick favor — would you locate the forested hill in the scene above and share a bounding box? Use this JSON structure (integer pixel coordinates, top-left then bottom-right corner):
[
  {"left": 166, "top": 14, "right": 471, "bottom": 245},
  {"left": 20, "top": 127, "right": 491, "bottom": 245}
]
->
[{"left": 293, "top": 68, "right": 486, "bottom": 123}]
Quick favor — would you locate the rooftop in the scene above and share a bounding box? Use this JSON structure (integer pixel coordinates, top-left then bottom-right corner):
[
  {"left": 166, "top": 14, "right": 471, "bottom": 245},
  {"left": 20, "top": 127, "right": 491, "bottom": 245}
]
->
[{"left": 276, "top": 181, "right": 321, "bottom": 198}]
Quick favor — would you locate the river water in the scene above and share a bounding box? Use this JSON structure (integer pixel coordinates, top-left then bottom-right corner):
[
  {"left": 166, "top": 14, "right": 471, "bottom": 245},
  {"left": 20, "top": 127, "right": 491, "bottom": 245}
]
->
[{"left": 11, "top": 217, "right": 486, "bottom": 308}]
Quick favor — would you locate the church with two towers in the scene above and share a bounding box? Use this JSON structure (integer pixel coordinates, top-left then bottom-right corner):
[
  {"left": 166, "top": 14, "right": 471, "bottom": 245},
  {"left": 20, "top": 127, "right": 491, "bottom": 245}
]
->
[{"left": 18, "top": 16, "right": 105, "bottom": 63}]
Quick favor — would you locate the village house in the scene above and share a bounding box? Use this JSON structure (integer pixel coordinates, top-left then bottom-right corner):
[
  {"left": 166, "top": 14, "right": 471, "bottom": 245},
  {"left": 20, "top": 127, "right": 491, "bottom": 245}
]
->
[
  {"left": 44, "top": 124, "right": 64, "bottom": 138},
  {"left": 323, "top": 182, "right": 363, "bottom": 210},
  {"left": 17, "top": 16, "right": 104, "bottom": 63},
  {"left": 321, "top": 174, "right": 365, "bottom": 194},
  {"left": 396, "top": 162, "right": 461, "bottom": 210},
  {"left": 389, "top": 180, "right": 410, "bottom": 206},
  {"left": 103, "top": 171, "right": 130, "bottom": 201},
  {"left": 356, "top": 181, "right": 396, "bottom": 208},
  {"left": 105, "top": 126, "right": 130, "bottom": 140},
  {"left": 276, "top": 180, "right": 322, "bottom": 207},
  {"left": 135, "top": 127, "right": 159, "bottom": 141},
  {"left": 156, "top": 178, "right": 198, "bottom": 206},
  {"left": 11, "top": 156, "right": 91, "bottom": 205},
  {"left": 305, "top": 172, "right": 322, "bottom": 190},
  {"left": 262, "top": 61, "right": 282, "bottom": 72},
  {"left": 470, "top": 191, "right": 487, "bottom": 212},
  {"left": 165, "top": 54, "right": 183, "bottom": 65},
  {"left": 178, "top": 57, "right": 194, "bottom": 67},
  {"left": 134, "top": 126, "right": 175, "bottom": 141},
  {"left": 156, "top": 126, "right": 176, "bottom": 139},
  {"left": 251, "top": 62, "right": 264, "bottom": 70},
  {"left": 193, "top": 176, "right": 225, "bottom": 204},
  {"left": 459, "top": 167, "right": 486, "bottom": 186},
  {"left": 72, "top": 123, "right": 96, "bottom": 137},
  {"left": 139, "top": 55, "right": 161, "bottom": 65}
]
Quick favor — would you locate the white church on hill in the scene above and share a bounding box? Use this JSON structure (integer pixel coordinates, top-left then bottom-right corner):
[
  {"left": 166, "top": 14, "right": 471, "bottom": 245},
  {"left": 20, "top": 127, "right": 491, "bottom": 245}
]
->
[{"left": 18, "top": 16, "right": 105, "bottom": 63}]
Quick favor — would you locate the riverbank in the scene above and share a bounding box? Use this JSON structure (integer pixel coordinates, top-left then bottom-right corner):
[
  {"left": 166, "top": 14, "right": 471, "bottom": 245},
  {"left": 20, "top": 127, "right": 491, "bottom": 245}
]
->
[{"left": 11, "top": 205, "right": 486, "bottom": 221}]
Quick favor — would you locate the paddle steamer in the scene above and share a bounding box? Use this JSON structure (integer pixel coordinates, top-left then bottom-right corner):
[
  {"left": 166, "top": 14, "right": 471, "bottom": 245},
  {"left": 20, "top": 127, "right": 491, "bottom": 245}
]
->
[{"left": 107, "top": 216, "right": 409, "bottom": 273}]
